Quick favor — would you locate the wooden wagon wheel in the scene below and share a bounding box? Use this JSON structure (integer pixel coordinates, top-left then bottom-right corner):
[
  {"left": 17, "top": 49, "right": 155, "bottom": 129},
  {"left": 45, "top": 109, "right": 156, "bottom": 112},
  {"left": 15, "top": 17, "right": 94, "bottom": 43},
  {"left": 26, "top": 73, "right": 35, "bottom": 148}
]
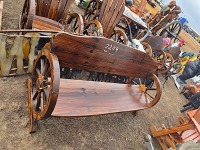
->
[
  {"left": 152, "top": 50, "right": 166, "bottom": 70},
  {"left": 160, "top": 21, "right": 182, "bottom": 42},
  {"left": 159, "top": 52, "right": 174, "bottom": 74},
  {"left": 83, "top": 20, "right": 103, "bottom": 36},
  {"left": 84, "top": 0, "right": 100, "bottom": 21},
  {"left": 109, "top": 30, "right": 128, "bottom": 45},
  {"left": 169, "top": 59, "right": 182, "bottom": 75},
  {"left": 19, "top": 0, "right": 35, "bottom": 29},
  {"left": 117, "top": 17, "right": 133, "bottom": 41},
  {"left": 131, "top": 74, "right": 161, "bottom": 107},
  {"left": 28, "top": 49, "right": 60, "bottom": 122},
  {"left": 64, "top": 13, "right": 84, "bottom": 34},
  {"left": 141, "top": 42, "right": 153, "bottom": 57}
]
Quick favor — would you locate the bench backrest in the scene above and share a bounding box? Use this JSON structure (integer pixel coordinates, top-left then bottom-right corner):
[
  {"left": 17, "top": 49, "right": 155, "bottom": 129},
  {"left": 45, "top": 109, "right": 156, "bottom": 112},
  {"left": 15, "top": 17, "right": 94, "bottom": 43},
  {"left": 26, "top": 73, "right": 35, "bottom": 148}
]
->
[
  {"left": 144, "top": 36, "right": 165, "bottom": 51},
  {"left": 36, "top": 0, "right": 74, "bottom": 21},
  {"left": 51, "top": 33, "right": 158, "bottom": 78},
  {"left": 98, "top": 0, "right": 125, "bottom": 37}
]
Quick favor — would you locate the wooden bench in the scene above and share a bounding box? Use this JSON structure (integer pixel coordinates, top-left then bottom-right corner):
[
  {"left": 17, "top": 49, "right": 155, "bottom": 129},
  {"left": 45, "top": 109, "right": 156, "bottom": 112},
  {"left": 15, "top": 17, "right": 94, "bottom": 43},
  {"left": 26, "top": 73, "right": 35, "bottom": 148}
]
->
[
  {"left": 27, "top": 32, "right": 161, "bottom": 133},
  {"left": 20, "top": 0, "right": 85, "bottom": 34},
  {"left": 150, "top": 108, "right": 200, "bottom": 150}
]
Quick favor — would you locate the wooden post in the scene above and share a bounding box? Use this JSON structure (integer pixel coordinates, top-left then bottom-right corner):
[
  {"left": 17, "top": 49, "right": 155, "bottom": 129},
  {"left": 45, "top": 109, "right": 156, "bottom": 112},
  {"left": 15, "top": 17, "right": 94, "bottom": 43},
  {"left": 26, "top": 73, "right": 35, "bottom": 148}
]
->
[{"left": 0, "top": 1, "right": 3, "bottom": 29}]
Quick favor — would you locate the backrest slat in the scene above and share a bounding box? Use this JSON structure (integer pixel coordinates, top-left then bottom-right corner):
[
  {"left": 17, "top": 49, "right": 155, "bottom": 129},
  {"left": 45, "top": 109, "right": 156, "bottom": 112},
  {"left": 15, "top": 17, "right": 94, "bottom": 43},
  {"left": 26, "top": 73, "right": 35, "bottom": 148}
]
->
[
  {"left": 47, "top": 0, "right": 60, "bottom": 19},
  {"left": 98, "top": 0, "right": 125, "bottom": 37},
  {"left": 52, "top": 33, "right": 158, "bottom": 78},
  {"left": 36, "top": 0, "right": 73, "bottom": 21}
]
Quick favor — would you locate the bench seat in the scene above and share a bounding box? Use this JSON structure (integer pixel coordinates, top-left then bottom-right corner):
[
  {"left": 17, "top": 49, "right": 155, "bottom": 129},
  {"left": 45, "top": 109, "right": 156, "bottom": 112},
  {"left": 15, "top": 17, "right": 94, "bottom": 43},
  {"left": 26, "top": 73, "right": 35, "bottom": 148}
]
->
[{"left": 51, "top": 79, "right": 148, "bottom": 117}]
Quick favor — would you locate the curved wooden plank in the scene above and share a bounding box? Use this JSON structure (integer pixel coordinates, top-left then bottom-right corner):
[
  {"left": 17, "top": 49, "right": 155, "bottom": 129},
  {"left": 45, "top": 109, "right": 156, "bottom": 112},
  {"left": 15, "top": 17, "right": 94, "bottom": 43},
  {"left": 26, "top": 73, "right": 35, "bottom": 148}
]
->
[
  {"left": 51, "top": 79, "right": 148, "bottom": 116},
  {"left": 52, "top": 33, "right": 159, "bottom": 78}
]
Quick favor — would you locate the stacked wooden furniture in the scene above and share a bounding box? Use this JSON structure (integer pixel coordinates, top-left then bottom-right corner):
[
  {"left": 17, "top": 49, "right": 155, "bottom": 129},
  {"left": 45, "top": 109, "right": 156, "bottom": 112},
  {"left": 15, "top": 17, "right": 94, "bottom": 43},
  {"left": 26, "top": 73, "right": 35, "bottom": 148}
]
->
[
  {"left": 20, "top": 0, "right": 84, "bottom": 33},
  {"left": 150, "top": 108, "right": 200, "bottom": 150}
]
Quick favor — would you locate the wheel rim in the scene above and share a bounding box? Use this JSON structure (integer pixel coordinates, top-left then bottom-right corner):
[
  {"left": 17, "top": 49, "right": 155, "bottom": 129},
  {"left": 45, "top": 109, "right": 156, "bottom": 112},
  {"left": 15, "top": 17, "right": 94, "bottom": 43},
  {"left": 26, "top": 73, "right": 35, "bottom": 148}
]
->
[
  {"left": 141, "top": 42, "right": 153, "bottom": 57},
  {"left": 131, "top": 74, "right": 162, "bottom": 107},
  {"left": 153, "top": 50, "right": 166, "bottom": 70},
  {"left": 83, "top": 20, "right": 103, "bottom": 36},
  {"left": 159, "top": 53, "right": 174, "bottom": 74},
  {"left": 65, "top": 14, "right": 84, "bottom": 34},
  {"left": 30, "top": 49, "right": 60, "bottom": 120},
  {"left": 84, "top": 0, "right": 100, "bottom": 21},
  {"left": 160, "top": 21, "right": 182, "bottom": 42},
  {"left": 109, "top": 30, "right": 128, "bottom": 45},
  {"left": 170, "top": 59, "right": 182, "bottom": 75},
  {"left": 20, "top": 0, "right": 35, "bottom": 29}
]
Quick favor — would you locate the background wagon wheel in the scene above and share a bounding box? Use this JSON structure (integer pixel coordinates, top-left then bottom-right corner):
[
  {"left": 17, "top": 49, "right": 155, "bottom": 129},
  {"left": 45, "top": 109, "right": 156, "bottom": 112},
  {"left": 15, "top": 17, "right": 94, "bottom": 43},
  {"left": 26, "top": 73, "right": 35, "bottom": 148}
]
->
[
  {"left": 109, "top": 30, "right": 128, "bottom": 45},
  {"left": 160, "top": 21, "right": 182, "bottom": 42},
  {"left": 117, "top": 17, "right": 133, "bottom": 41},
  {"left": 19, "top": 0, "right": 35, "bottom": 29},
  {"left": 29, "top": 49, "right": 60, "bottom": 121},
  {"left": 141, "top": 42, "right": 153, "bottom": 56},
  {"left": 84, "top": 0, "right": 100, "bottom": 21},
  {"left": 83, "top": 20, "right": 103, "bottom": 36},
  {"left": 65, "top": 13, "right": 84, "bottom": 34},
  {"left": 169, "top": 59, "right": 182, "bottom": 75},
  {"left": 131, "top": 74, "right": 161, "bottom": 107},
  {"left": 153, "top": 50, "right": 166, "bottom": 70},
  {"left": 159, "top": 53, "right": 174, "bottom": 74}
]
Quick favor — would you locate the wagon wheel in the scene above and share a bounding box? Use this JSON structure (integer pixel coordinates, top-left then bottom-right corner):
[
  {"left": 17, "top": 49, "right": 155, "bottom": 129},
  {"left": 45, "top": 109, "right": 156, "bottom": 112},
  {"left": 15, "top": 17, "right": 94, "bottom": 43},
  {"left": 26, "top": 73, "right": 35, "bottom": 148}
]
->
[
  {"left": 169, "top": 59, "right": 182, "bottom": 75},
  {"left": 117, "top": 17, "right": 133, "bottom": 41},
  {"left": 141, "top": 42, "right": 152, "bottom": 56},
  {"left": 152, "top": 50, "right": 166, "bottom": 70},
  {"left": 131, "top": 74, "right": 162, "bottom": 107},
  {"left": 84, "top": 0, "right": 100, "bottom": 21},
  {"left": 28, "top": 49, "right": 60, "bottom": 122},
  {"left": 160, "top": 21, "right": 182, "bottom": 42},
  {"left": 159, "top": 53, "right": 174, "bottom": 74},
  {"left": 83, "top": 20, "right": 103, "bottom": 36},
  {"left": 109, "top": 30, "right": 128, "bottom": 45},
  {"left": 19, "top": 0, "right": 35, "bottom": 29},
  {"left": 64, "top": 13, "right": 84, "bottom": 34}
]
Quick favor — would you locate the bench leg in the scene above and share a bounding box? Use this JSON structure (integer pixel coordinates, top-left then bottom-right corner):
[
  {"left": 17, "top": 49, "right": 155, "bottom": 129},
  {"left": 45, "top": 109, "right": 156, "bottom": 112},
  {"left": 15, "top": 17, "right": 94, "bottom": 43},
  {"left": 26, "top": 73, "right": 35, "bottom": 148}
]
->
[
  {"left": 29, "top": 114, "right": 38, "bottom": 133},
  {"left": 132, "top": 111, "right": 137, "bottom": 117}
]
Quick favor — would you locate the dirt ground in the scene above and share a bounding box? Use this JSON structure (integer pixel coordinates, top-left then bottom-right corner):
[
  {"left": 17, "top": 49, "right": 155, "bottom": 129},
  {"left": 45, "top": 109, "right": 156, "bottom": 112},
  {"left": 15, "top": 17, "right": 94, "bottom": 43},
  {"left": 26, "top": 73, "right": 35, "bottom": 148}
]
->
[{"left": 1, "top": 1, "right": 200, "bottom": 150}]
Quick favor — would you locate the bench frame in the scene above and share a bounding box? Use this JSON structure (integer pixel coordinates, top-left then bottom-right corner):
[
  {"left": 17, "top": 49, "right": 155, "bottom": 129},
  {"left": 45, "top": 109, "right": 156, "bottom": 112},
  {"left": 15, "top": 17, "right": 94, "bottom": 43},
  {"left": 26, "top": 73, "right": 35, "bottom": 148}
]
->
[{"left": 27, "top": 32, "right": 161, "bottom": 133}]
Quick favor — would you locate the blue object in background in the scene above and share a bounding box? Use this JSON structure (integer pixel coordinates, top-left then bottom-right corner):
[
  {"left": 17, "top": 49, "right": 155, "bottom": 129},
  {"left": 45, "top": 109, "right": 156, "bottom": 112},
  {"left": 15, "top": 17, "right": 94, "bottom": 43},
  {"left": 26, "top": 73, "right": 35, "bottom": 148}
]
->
[{"left": 178, "top": 17, "right": 188, "bottom": 25}]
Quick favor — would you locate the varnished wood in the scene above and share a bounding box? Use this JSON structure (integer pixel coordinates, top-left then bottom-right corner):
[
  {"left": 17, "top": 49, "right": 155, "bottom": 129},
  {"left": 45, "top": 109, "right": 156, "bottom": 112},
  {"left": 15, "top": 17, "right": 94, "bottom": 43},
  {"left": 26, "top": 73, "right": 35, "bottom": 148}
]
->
[
  {"left": 98, "top": 0, "right": 125, "bottom": 37},
  {"left": 32, "top": 15, "right": 62, "bottom": 31},
  {"left": 52, "top": 33, "right": 158, "bottom": 78},
  {"left": 151, "top": 108, "right": 200, "bottom": 149},
  {"left": 144, "top": 36, "right": 165, "bottom": 51},
  {"left": 52, "top": 79, "right": 149, "bottom": 116},
  {"left": 36, "top": 0, "right": 74, "bottom": 21},
  {"left": 0, "top": 1, "right": 3, "bottom": 29}
]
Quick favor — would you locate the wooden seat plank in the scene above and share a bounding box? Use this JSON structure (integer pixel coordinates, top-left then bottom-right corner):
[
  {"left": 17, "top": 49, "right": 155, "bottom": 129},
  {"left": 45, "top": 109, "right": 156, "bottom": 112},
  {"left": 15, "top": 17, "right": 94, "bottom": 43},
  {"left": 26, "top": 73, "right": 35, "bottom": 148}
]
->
[{"left": 51, "top": 79, "right": 148, "bottom": 117}]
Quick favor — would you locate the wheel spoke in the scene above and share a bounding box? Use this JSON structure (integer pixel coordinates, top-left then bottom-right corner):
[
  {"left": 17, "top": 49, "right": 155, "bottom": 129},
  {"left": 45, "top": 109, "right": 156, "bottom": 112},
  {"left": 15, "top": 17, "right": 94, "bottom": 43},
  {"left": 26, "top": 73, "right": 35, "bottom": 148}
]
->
[
  {"left": 36, "top": 68, "right": 41, "bottom": 76},
  {"left": 146, "top": 88, "right": 157, "bottom": 90},
  {"left": 145, "top": 91, "right": 154, "bottom": 100},
  {"left": 35, "top": 92, "right": 41, "bottom": 111}
]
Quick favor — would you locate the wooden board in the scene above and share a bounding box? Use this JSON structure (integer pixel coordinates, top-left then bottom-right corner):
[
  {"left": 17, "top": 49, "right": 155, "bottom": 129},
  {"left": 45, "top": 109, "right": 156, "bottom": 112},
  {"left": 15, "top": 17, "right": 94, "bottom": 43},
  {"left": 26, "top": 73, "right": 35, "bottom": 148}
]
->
[
  {"left": 32, "top": 15, "right": 62, "bottom": 31},
  {"left": 52, "top": 33, "right": 158, "bottom": 78},
  {"left": 0, "top": 1, "right": 3, "bottom": 29},
  {"left": 51, "top": 79, "right": 148, "bottom": 116}
]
